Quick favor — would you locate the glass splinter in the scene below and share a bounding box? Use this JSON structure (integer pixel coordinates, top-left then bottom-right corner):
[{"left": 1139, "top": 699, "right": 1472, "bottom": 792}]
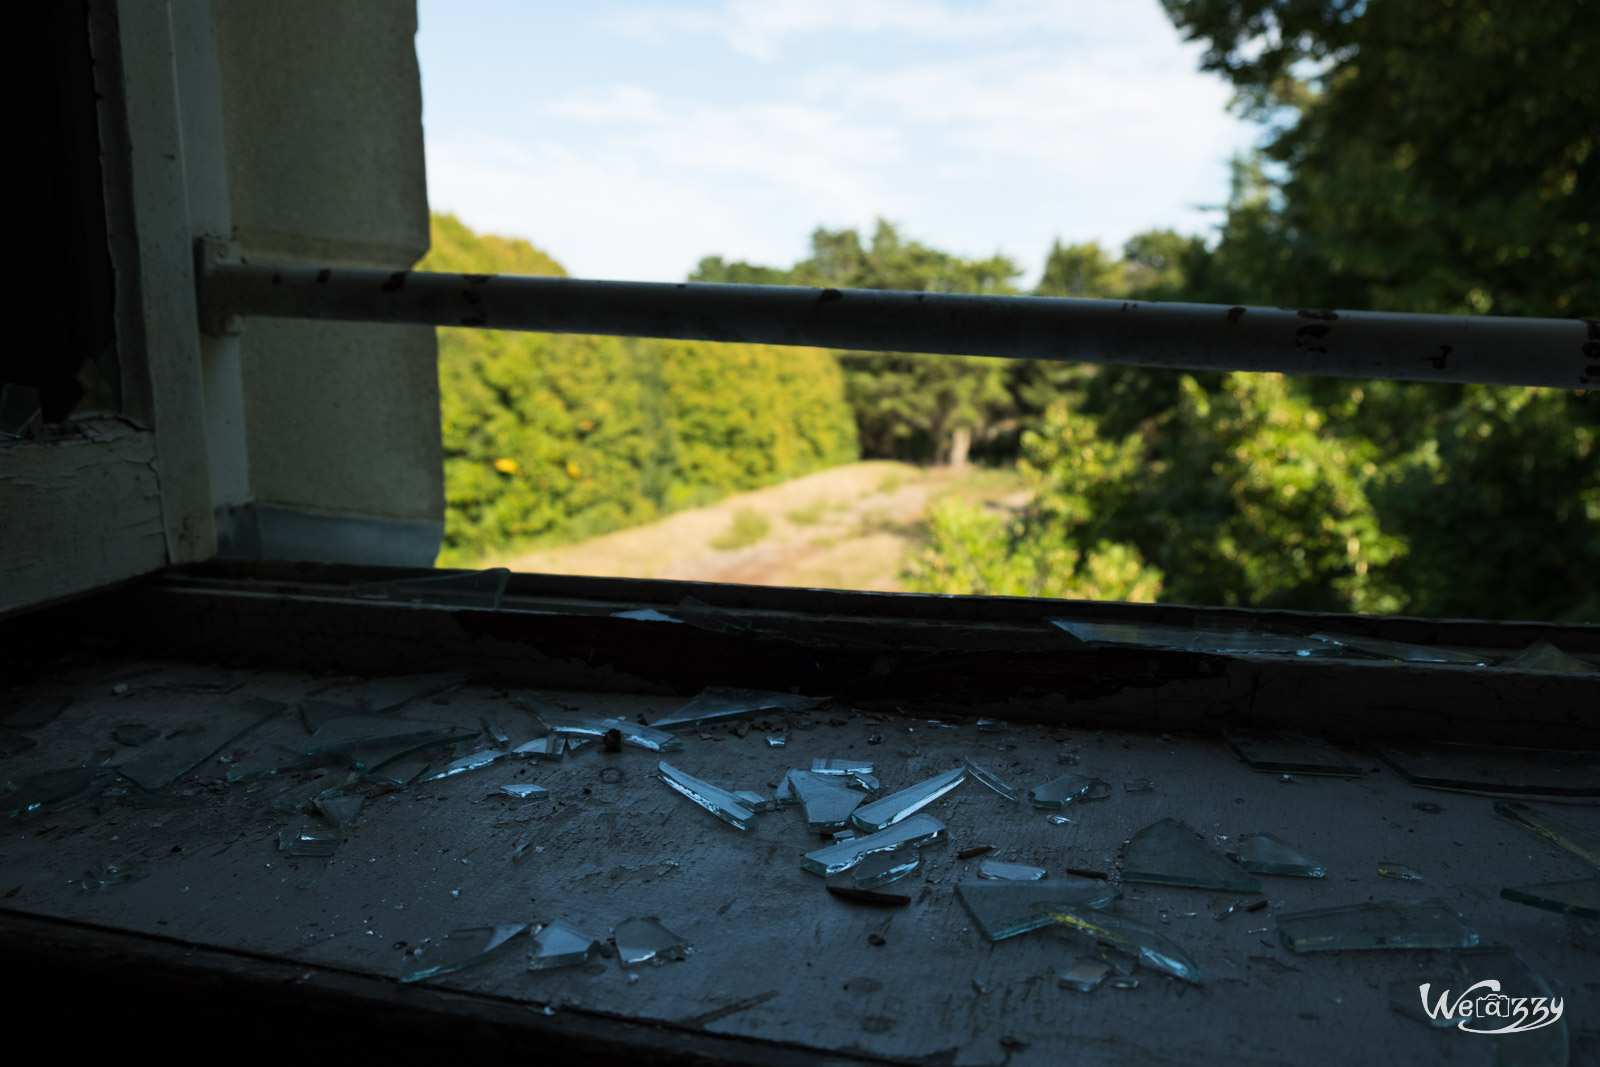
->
[
  {"left": 812, "top": 758, "right": 873, "bottom": 775},
  {"left": 1499, "top": 878, "right": 1600, "bottom": 920},
  {"left": 1123, "top": 819, "right": 1261, "bottom": 892},
  {"left": 120, "top": 700, "right": 280, "bottom": 790},
  {"left": 500, "top": 783, "right": 550, "bottom": 801},
  {"left": 803, "top": 813, "right": 946, "bottom": 875},
  {"left": 527, "top": 919, "right": 599, "bottom": 970},
  {"left": 850, "top": 767, "right": 965, "bottom": 832},
  {"left": 978, "top": 859, "right": 1047, "bottom": 881},
  {"left": 1049, "top": 618, "right": 1317, "bottom": 657},
  {"left": 1058, "top": 960, "right": 1110, "bottom": 992},
  {"left": 1236, "top": 833, "right": 1325, "bottom": 877},
  {"left": 1371, "top": 741, "right": 1600, "bottom": 797},
  {"left": 1309, "top": 630, "right": 1487, "bottom": 665},
  {"left": 1502, "top": 640, "right": 1595, "bottom": 673},
  {"left": 852, "top": 848, "right": 921, "bottom": 890},
  {"left": 766, "top": 735, "right": 786, "bottom": 747},
  {"left": 657, "top": 761, "right": 758, "bottom": 829},
  {"left": 1494, "top": 800, "right": 1600, "bottom": 866},
  {"left": 649, "top": 686, "right": 822, "bottom": 731},
  {"left": 536, "top": 710, "right": 681, "bottom": 752},
  {"left": 1224, "top": 731, "right": 1363, "bottom": 777},
  {"left": 1377, "top": 861, "right": 1424, "bottom": 881},
  {"left": 339, "top": 728, "right": 477, "bottom": 773},
  {"left": 315, "top": 794, "right": 364, "bottom": 830},
  {"left": 422, "top": 748, "right": 509, "bottom": 782},
  {"left": 401, "top": 924, "right": 528, "bottom": 984},
  {"left": 361, "top": 671, "right": 469, "bottom": 712},
  {"left": 79, "top": 859, "right": 148, "bottom": 891},
  {"left": 1043, "top": 906, "right": 1205, "bottom": 985},
  {"left": 965, "top": 758, "right": 1019, "bottom": 801},
  {"left": 1028, "top": 773, "right": 1091, "bottom": 809},
  {"left": 788, "top": 771, "right": 864, "bottom": 831},
  {"left": 299, "top": 714, "right": 458, "bottom": 756},
  {"left": 510, "top": 735, "right": 564, "bottom": 761},
  {"left": 1276, "top": 899, "right": 1478, "bottom": 953},
  {"left": 614, "top": 917, "right": 691, "bottom": 966},
  {"left": 956, "top": 877, "right": 1120, "bottom": 941},
  {"left": 4, "top": 768, "right": 106, "bottom": 819},
  {"left": 354, "top": 570, "right": 508, "bottom": 610},
  {"left": 278, "top": 826, "right": 340, "bottom": 857},
  {"left": 1083, "top": 778, "right": 1113, "bottom": 800}
]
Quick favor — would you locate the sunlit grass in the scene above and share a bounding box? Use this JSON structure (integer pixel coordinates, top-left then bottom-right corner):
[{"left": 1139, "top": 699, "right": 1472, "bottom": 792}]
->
[{"left": 711, "top": 508, "right": 771, "bottom": 551}]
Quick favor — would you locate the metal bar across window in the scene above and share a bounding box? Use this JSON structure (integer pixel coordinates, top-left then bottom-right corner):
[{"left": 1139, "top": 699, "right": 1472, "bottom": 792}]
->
[{"left": 197, "top": 246, "right": 1596, "bottom": 389}]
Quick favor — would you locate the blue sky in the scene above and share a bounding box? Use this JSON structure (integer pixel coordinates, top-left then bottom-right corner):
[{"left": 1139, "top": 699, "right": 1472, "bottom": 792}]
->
[{"left": 417, "top": 1, "right": 1261, "bottom": 285}]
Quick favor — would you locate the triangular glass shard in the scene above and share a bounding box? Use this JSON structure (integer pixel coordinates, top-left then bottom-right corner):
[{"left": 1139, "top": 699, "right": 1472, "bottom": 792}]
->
[
  {"left": 965, "top": 759, "right": 1019, "bottom": 801},
  {"left": 609, "top": 608, "right": 681, "bottom": 623},
  {"left": 361, "top": 671, "right": 469, "bottom": 713},
  {"left": 1500, "top": 878, "right": 1600, "bottom": 920},
  {"left": 315, "top": 794, "right": 364, "bottom": 830},
  {"left": 803, "top": 813, "right": 946, "bottom": 875},
  {"left": 657, "top": 761, "right": 757, "bottom": 829},
  {"left": 650, "top": 687, "right": 822, "bottom": 731},
  {"left": 1457, "top": 947, "right": 1569, "bottom": 1066},
  {"left": 299, "top": 715, "right": 459, "bottom": 756},
  {"left": 400, "top": 924, "right": 528, "bottom": 984},
  {"left": 1494, "top": 801, "right": 1600, "bottom": 865},
  {"left": 1378, "top": 861, "right": 1424, "bottom": 881},
  {"left": 1276, "top": 899, "right": 1478, "bottom": 953},
  {"left": 481, "top": 712, "right": 510, "bottom": 747},
  {"left": 535, "top": 709, "right": 680, "bottom": 752},
  {"left": 1123, "top": 819, "right": 1261, "bottom": 892},
  {"left": 339, "top": 727, "right": 477, "bottom": 774},
  {"left": 1225, "top": 731, "right": 1363, "bottom": 777},
  {"left": 3, "top": 767, "right": 104, "bottom": 819},
  {"left": 510, "top": 735, "right": 564, "bottom": 761},
  {"left": 1236, "top": 833, "right": 1325, "bottom": 877},
  {"left": 1043, "top": 906, "right": 1205, "bottom": 985},
  {"left": 1050, "top": 618, "right": 1323, "bottom": 657},
  {"left": 1309, "top": 631, "right": 1488, "bottom": 665},
  {"left": 500, "top": 783, "right": 549, "bottom": 801},
  {"left": 526, "top": 919, "right": 599, "bottom": 970},
  {"left": 278, "top": 826, "right": 340, "bottom": 857},
  {"left": 788, "top": 770, "right": 864, "bottom": 831},
  {"left": 1028, "top": 773, "right": 1092, "bottom": 809},
  {"left": 978, "top": 859, "right": 1046, "bottom": 881},
  {"left": 850, "top": 767, "right": 965, "bottom": 832},
  {"left": 851, "top": 848, "right": 921, "bottom": 889},
  {"left": 1373, "top": 741, "right": 1600, "bottom": 797},
  {"left": 422, "top": 748, "right": 509, "bottom": 782},
  {"left": 120, "top": 700, "right": 280, "bottom": 790},
  {"left": 353, "top": 569, "right": 508, "bottom": 610},
  {"left": 956, "top": 877, "right": 1120, "bottom": 942},
  {"left": 1501, "top": 640, "right": 1595, "bottom": 673},
  {"left": 1058, "top": 960, "right": 1111, "bottom": 992},
  {"left": 614, "top": 917, "right": 691, "bottom": 966}
]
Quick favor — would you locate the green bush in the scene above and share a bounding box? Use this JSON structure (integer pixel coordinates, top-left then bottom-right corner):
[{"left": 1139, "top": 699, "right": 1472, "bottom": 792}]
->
[{"left": 710, "top": 509, "right": 771, "bottom": 551}]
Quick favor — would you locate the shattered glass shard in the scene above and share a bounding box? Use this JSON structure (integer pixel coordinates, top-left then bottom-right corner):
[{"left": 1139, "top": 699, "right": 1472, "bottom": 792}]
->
[
  {"left": 1494, "top": 801, "right": 1600, "bottom": 866},
  {"left": 650, "top": 687, "right": 822, "bottom": 731},
  {"left": 788, "top": 770, "right": 864, "bottom": 831},
  {"left": 852, "top": 848, "right": 921, "bottom": 890},
  {"left": 1123, "top": 819, "right": 1261, "bottom": 892},
  {"left": 4, "top": 767, "right": 105, "bottom": 819},
  {"left": 1050, "top": 619, "right": 1322, "bottom": 657},
  {"left": 812, "top": 758, "right": 874, "bottom": 775},
  {"left": 803, "top": 813, "right": 946, "bottom": 875},
  {"left": 1043, "top": 906, "right": 1205, "bottom": 985},
  {"left": 956, "top": 877, "right": 1120, "bottom": 942},
  {"left": 3, "top": 695, "right": 71, "bottom": 729},
  {"left": 1224, "top": 731, "right": 1363, "bottom": 777},
  {"left": 421, "top": 748, "right": 509, "bottom": 782},
  {"left": 121, "top": 700, "right": 280, "bottom": 790},
  {"left": 965, "top": 758, "right": 1019, "bottom": 801},
  {"left": 1276, "top": 899, "right": 1477, "bottom": 952},
  {"left": 1499, "top": 878, "right": 1600, "bottom": 920},
  {"left": 1457, "top": 947, "right": 1569, "bottom": 1067},
  {"left": 614, "top": 917, "right": 691, "bottom": 966},
  {"left": 1501, "top": 640, "right": 1596, "bottom": 673},
  {"left": 1124, "top": 779, "right": 1154, "bottom": 793},
  {"left": 278, "top": 826, "right": 340, "bottom": 857},
  {"left": 271, "top": 771, "right": 358, "bottom": 813},
  {"left": 1377, "top": 862, "right": 1424, "bottom": 881},
  {"left": 79, "top": 858, "right": 148, "bottom": 891},
  {"left": 362, "top": 671, "right": 469, "bottom": 713},
  {"left": 1309, "top": 630, "right": 1487, "bottom": 665},
  {"left": 536, "top": 710, "right": 681, "bottom": 753},
  {"left": 1058, "top": 960, "right": 1110, "bottom": 992},
  {"left": 527, "top": 919, "right": 600, "bottom": 970},
  {"left": 1083, "top": 778, "right": 1113, "bottom": 801},
  {"left": 850, "top": 767, "right": 965, "bottom": 832},
  {"left": 481, "top": 712, "right": 510, "bottom": 747},
  {"left": 825, "top": 880, "right": 910, "bottom": 906},
  {"left": 500, "top": 783, "right": 550, "bottom": 801},
  {"left": 1028, "top": 774, "right": 1092, "bottom": 809},
  {"left": 365, "top": 758, "right": 431, "bottom": 787},
  {"left": 609, "top": 608, "right": 681, "bottom": 623},
  {"left": 0, "top": 728, "right": 37, "bottom": 758},
  {"left": 657, "top": 761, "right": 758, "bottom": 829},
  {"left": 1236, "top": 833, "right": 1325, "bottom": 877},
  {"left": 978, "top": 859, "right": 1047, "bottom": 881},
  {"left": 113, "top": 724, "right": 160, "bottom": 746},
  {"left": 299, "top": 714, "right": 458, "bottom": 756},
  {"left": 339, "top": 728, "right": 478, "bottom": 774},
  {"left": 354, "top": 569, "right": 509, "bottom": 609},
  {"left": 510, "top": 735, "right": 565, "bottom": 761},
  {"left": 315, "top": 794, "right": 365, "bottom": 830},
  {"left": 1372, "top": 741, "right": 1600, "bottom": 797},
  {"left": 400, "top": 924, "right": 528, "bottom": 984},
  {"left": 766, "top": 735, "right": 787, "bottom": 747},
  {"left": 773, "top": 771, "right": 798, "bottom": 805}
]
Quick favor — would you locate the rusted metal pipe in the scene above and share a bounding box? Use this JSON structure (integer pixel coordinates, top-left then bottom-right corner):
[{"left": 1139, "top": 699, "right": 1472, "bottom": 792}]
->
[{"left": 196, "top": 244, "right": 1596, "bottom": 389}]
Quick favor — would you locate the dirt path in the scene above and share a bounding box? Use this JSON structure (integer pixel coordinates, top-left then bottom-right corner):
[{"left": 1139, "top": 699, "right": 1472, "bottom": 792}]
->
[{"left": 486, "top": 461, "right": 1025, "bottom": 592}]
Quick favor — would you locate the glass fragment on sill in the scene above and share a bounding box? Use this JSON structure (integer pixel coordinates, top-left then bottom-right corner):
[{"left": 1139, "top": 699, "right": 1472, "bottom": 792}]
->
[
  {"left": 657, "top": 760, "right": 758, "bottom": 830},
  {"left": 1224, "top": 731, "right": 1363, "bottom": 777},
  {"left": 1499, "top": 878, "right": 1600, "bottom": 920},
  {"left": 1049, "top": 618, "right": 1325, "bottom": 657},
  {"left": 120, "top": 700, "right": 280, "bottom": 790},
  {"left": 510, "top": 837, "right": 544, "bottom": 863},
  {"left": 850, "top": 847, "right": 921, "bottom": 890},
  {"left": 812, "top": 758, "right": 874, "bottom": 775},
  {"left": 1042, "top": 906, "right": 1204, "bottom": 984},
  {"left": 773, "top": 771, "right": 797, "bottom": 805},
  {"left": 955, "top": 877, "right": 1120, "bottom": 942},
  {"left": 1083, "top": 778, "right": 1112, "bottom": 801},
  {"left": 788, "top": 770, "right": 864, "bottom": 831},
  {"left": 310, "top": 794, "right": 362, "bottom": 830},
  {"left": 1124, "top": 779, "right": 1154, "bottom": 793},
  {"left": 1123, "top": 819, "right": 1261, "bottom": 893},
  {"left": 1058, "top": 960, "right": 1110, "bottom": 992},
  {"left": 229, "top": 752, "right": 312, "bottom": 787},
  {"left": 1047, "top": 815, "right": 1072, "bottom": 826},
  {"left": 511, "top": 735, "right": 566, "bottom": 761},
  {"left": 964, "top": 758, "right": 1019, "bottom": 802},
  {"left": 1309, "top": 630, "right": 1488, "bottom": 665},
  {"left": 339, "top": 728, "right": 476, "bottom": 774},
  {"left": 1494, "top": 800, "right": 1600, "bottom": 866},
  {"left": 527, "top": 919, "right": 599, "bottom": 970},
  {"left": 1377, "top": 861, "right": 1424, "bottom": 882},
  {"left": 535, "top": 710, "right": 681, "bottom": 753},
  {"left": 422, "top": 748, "right": 509, "bottom": 782},
  {"left": 1501, "top": 640, "right": 1596, "bottom": 673},
  {"left": 400, "top": 924, "right": 528, "bottom": 984},
  {"left": 3, "top": 767, "right": 107, "bottom": 820},
  {"left": 300, "top": 714, "right": 458, "bottom": 757},
  {"left": 1371, "top": 741, "right": 1600, "bottom": 797},
  {"left": 650, "top": 687, "right": 823, "bottom": 732},
  {"left": 354, "top": 570, "right": 509, "bottom": 611},
  {"left": 976, "top": 718, "right": 1006, "bottom": 733},
  {"left": 978, "top": 859, "right": 1046, "bottom": 881},
  {"left": 766, "top": 735, "right": 787, "bottom": 747},
  {"left": 957, "top": 844, "right": 994, "bottom": 859},
  {"left": 831, "top": 828, "right": 857, "bottom": 842},
  {"left": 366, "top": 758, "right": 432, "bottom": 787},
  {"left": 1236, "top": 833, "right": 1325, "bottom": 877},
  {"left": 1096, "top": 947, "right": 1139, "bottom": 976},
  {"left": 0, "top": 382, "right": 43, "bottom": 437},
  {"left": 802, "top": 813, "right": 946, "bottom": 875},
  {"left": 825, "top": 880, "right": 911, "bottom": 906},
  {"left": 849, "top": 766, "right": 965, "bottom": 832},
  {"left": 271, "top": 771, "right": 358, "bottom": 813},
  {"left": 112, "top": 724, "right": 160, "bottom": 746},
  {"left": 500, "top": 783, "right": 550, "bottom": 802},
  {"left": 278, "top": 826, "right": 340, "bottom": 857},
  {"left": 3, "top": 695, "right": 72, "bottom": 729},
  {"left": 296, "top": 699, "right": 357, "bottom": 732},
  {"left": 1457, "top": 947, "right": 1569, "bottom": 1067},
  {"left": 363, "top": 671, "right": 469, "bottom": 713},
  {"left": 1028, "top": 773, "right": 1092, "bottom": 809},
  {"left": 1109, "top": 977, "right": 1140, "bottom": 990},
  {"left": 0, "top": 728, "right": 36, "bottom": 758},
  {"left": 1275, "top": 899, "right": 1477, "bottom": 953},
  {"left": 609, "top": 608, "right": 681, "bottom": 623},
  {"left": 481, "top": 712, "right": 510, "bottom": 748},
  {"left": 79, "top": 858, "right": 148, "bottom": 891},
  {"left": 614, "top": 916, "right": 691, "bottom": 966}
]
